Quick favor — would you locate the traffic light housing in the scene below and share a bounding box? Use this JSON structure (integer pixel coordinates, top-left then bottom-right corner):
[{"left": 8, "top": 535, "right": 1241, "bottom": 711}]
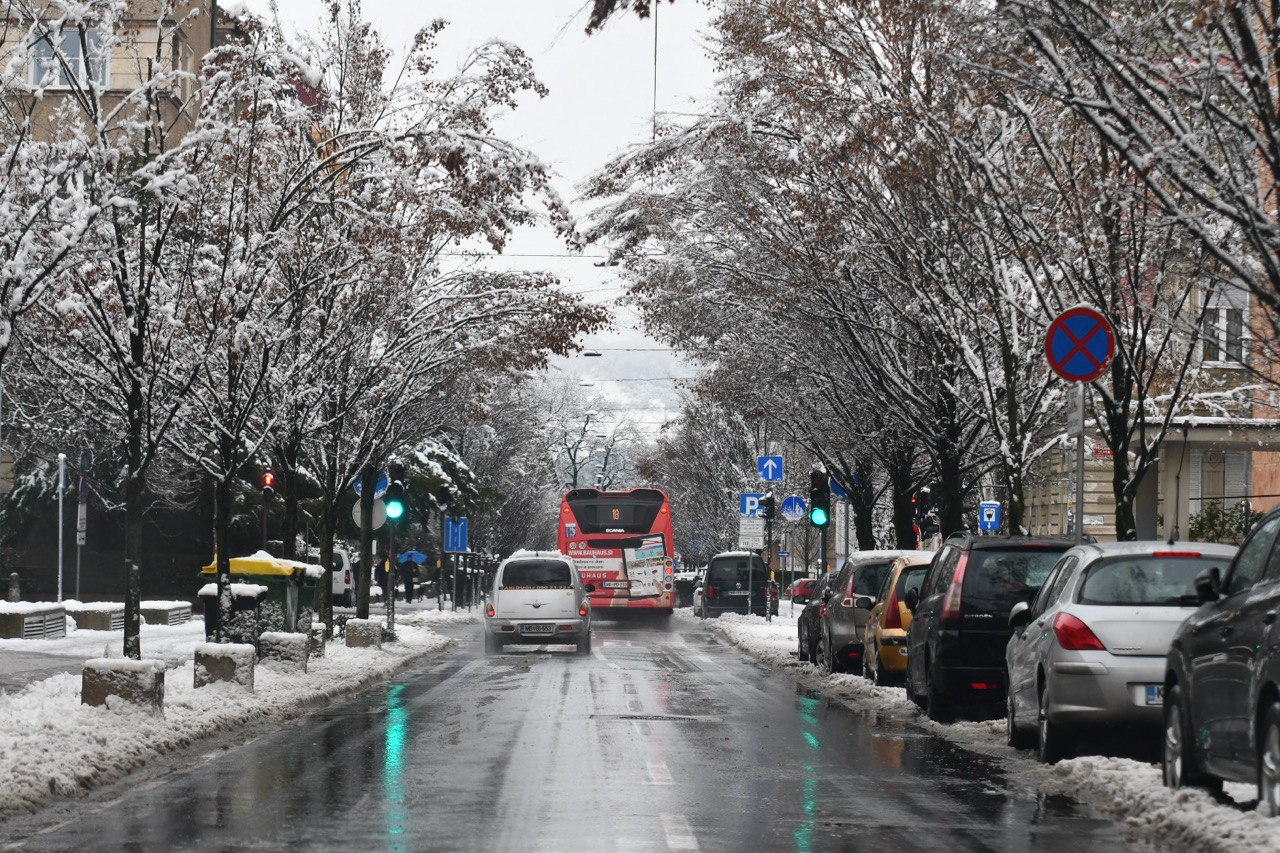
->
[
  {"left": 759, "top": 493, "right": 776, "bottom": 521},
  {"left": 808, "top": 470, "right": 831, "bottom": 528},
  {"left": 385, "top": 462, "right": 406, "bottom": 520},
  {"left": 262, "top": 469, "right": 275, "bottom": 500}
]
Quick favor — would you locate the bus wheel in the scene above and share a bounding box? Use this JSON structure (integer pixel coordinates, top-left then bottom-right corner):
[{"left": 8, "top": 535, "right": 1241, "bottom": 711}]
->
[{"left": 653, "top": 609, "right": 673, "bottom": 624}]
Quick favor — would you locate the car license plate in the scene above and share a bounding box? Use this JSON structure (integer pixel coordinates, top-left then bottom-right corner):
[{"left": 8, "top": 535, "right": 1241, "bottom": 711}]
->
[
  {"left": 725, "top": 591, "right": 750, "bottom": 597},
  {"left": 603, "top": 581, "right": 629, "bottom": 589},
  {"left": 1145, "top": 684, "right": 1163, "bottom": 706},
  {"left": 520, "top": 623, "right": 555, "bottom": 634}
]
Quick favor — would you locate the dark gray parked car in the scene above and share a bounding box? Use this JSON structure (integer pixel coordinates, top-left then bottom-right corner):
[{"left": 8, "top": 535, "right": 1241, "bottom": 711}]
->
[{"left": 815, "top": 551, "right": 928, "bottom": 674}]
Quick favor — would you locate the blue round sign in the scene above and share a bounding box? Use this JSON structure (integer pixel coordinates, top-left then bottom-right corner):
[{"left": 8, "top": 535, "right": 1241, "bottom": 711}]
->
[
  {"left": 1045, "top": 306, "right": 1115, "bottom": 383},
  {"left": 780, "top": 496, "right": 807, "bottom": 522}
]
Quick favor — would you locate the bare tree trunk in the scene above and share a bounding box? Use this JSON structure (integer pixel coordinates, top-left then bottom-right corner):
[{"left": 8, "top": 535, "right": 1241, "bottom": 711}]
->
[
  {"left": 851, "top": 460, "right": 876, "bottom": 551},
  {"left": 889, "top": 450, "right": 917, "bottom": 550},
  {"left": 213, "top": 466, "right": 234, "bottom": 643},
  {"left": 356, "top": 463, "right": 375, "bottom": 619},
  {"left": 316, "top": 499, "right": 336, "bottom": 636}
]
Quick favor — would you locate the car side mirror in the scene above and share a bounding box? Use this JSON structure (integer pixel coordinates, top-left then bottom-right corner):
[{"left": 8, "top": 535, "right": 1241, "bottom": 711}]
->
[
  {"left": 584, "top": 583, "right": 596, "bottom": 594},
  {"left": 1194, "top": 568, "right": 1220, "bottom": 604},
  {"left": 821, "top": 588, "right": 834, "bottom": 603},
  {"left": 904, "top": 588, "right": 920, "bottom": 613},
  {"left": 1008, "top": 600, "right": 1031, "bottom": 629}
]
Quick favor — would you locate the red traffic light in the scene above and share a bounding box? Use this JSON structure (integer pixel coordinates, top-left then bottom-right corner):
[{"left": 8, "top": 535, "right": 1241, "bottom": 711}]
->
[{"left": 263, "top": 471, "right": 275, "bottom": 488}]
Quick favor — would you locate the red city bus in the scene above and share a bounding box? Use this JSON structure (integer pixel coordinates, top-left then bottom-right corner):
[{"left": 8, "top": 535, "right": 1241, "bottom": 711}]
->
[{"left": 557, "top": 487, "right": 676, "bottom": 615}]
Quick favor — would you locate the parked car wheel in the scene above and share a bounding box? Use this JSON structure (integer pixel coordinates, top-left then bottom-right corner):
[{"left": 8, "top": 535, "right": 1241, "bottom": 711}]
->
[
  {"left": 484, "top": 632, "right": 500, "bottom": 656},
  {"left": 1163, "top": 683, "right": 1221, "bottom": 792},
  {"left": 863, "top": 645, "right": 878, "bottom": 684},
  {"left": 577, "top": 633, "right": 592, "bottom": 656},
  {"left": 1037, "top": 685, "right": 1071, "bottom": 763},
  {"left": 1258, "top": 700, "right": 1280, "bottom": 816},
  {"left": 821, "top": 632, "right": 845, "bottom": 674},
  {"left": 906, "top": 664, "right": 925, "bottom": 708},
  {"left": 797, "top": 626, "right": 810, "bottom": 663},
  {"left": 1006, "top": 687, "right": 1034, "bottom": 749}
]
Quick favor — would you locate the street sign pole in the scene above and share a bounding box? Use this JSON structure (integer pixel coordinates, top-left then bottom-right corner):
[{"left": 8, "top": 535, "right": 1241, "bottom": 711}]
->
[
  {"left": 56, "top": 453, "right": 65, "bottom": 602},
  {"left": 1045, "top": 305, "right": 1115, "bottom": 545},
  {"left": 1075, "top": 383, "right": 1085, "bottom": 544}
]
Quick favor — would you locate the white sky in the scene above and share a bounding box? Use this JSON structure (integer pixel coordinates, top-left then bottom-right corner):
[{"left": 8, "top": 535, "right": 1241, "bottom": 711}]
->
[{"left": 247, "top": 0, "right": 719, "bottom": 430}]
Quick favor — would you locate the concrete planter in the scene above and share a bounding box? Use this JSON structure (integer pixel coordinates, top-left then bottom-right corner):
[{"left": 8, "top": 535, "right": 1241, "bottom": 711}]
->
[
  {"left": 345, "top": 618, "right": 382, "bottom": 649},
  {"left": 194, "top": 643, "right": 256, "bottom": 691},
  {"left": 81, "top": 659, "right": 165, "bottom": 713},
  {"left": 308, "top": 625, "right": 326, "bottom": 659},
  {"left": 258, "top": 631, "right": 309, "bottom": 673}
]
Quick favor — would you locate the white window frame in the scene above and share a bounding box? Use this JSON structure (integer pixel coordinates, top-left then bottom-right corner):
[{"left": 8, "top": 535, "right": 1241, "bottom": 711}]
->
[
  {"left": 1200, "top": 283, "right": 1248, "bottom": 365},
  {"left": 30, "top": 26, "right": 110, "bottom": 90}
]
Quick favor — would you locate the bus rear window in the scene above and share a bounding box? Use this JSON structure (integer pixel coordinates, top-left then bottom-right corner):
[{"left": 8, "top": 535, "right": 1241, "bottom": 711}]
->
[
  {"left": 500, "top": 560, "right": 573, "bottom": 589},
  {"left": 566, "top": 490, "right": 664, "bottom": 533}
]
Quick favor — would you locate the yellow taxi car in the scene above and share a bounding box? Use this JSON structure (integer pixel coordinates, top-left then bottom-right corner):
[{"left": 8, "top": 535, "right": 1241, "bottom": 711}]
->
[{"left": 862, "top": 553, "right": 934, "bottom": 685}]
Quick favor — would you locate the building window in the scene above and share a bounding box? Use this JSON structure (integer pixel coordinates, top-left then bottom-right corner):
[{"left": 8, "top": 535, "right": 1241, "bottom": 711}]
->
[
  {"left": 31, "top": 27, "right": 109, "bottom": 89},
  {"left": 1201, "top": 284, "right": 1247, "bottom": 364}
]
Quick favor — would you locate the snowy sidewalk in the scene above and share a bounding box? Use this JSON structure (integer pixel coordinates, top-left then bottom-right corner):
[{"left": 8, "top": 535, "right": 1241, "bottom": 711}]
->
[
  {"left": 681, "top": 608, "right": 1280, "bottom": 853},
  {"left": 0, "top": 608, "right": 477, "bottom": 822}
]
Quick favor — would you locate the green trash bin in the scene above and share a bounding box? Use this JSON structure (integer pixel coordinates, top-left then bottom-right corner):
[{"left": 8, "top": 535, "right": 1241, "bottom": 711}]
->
[{"left": 200, "top": 551, "right": 323, "bottom": 635}]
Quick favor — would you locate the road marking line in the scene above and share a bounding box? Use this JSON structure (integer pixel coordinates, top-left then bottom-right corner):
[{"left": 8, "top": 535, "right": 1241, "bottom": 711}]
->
[
  {"left": 647, "top": 761, "right": 673, "bottom": 785},
  {"left": 661, "top": 814, "right": 699, "bottom": 850}
]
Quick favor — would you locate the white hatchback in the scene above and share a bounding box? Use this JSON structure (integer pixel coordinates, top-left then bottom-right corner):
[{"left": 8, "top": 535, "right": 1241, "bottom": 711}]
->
[{"left": 484, "top": 551, "right": 591, "bottom": 655}]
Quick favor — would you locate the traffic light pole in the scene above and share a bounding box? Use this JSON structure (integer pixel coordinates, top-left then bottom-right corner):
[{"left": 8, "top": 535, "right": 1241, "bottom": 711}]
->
[
  {"left": 764, "top": 514, "right": 773, "bottom": 623},
  {"left": 387, "top": 523, "right": 396, "bottom": 632}
]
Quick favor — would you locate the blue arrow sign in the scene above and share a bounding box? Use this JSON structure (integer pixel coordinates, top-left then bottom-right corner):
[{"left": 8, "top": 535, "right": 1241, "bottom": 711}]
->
[
  {"left": 739, "top": 493, "right": 765, "bottom": 517},
  {"left": 398, "top": 550, "right": 428, "bottom": 564},
  {"left": 353, "top": 474, "right": 389, "bottom": 499},
  {"left": 780, "top": 495, "right": 807, "bottom": 522},
  {"left": 979, "top": 501, "right": 1002, "bottom": 533},
  {"left": 757, "top": 456, "right": 784, "bottom": 482},
  {"left": 830, "top": 478, "right": 849, "bottom": 500},
  {"left": 445, "top": 516, "right": 469, "bottom": 553}
]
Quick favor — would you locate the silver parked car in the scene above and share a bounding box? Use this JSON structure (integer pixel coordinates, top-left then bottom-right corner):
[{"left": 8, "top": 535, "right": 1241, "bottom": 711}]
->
[
  {"left": 484, "top": 550, "right": 592, "bottom": 655},
  {"left": 1005, "top": 541, "right": 1236, "bottom": 762}
]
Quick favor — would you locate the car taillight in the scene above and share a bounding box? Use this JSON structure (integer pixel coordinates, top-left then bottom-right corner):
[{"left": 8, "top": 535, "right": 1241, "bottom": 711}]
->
[
  {"left": 1053, "top": 612, "right": 1106, "bottom": 651},
  {"left": 344, "top": 571, "right": 351, "bottom": 584},
  {"left": 485, "top": 603, "right": 495, "bottom": 618},
  {"left": 941, "top": 553, "right": 969, "bottom": 619},
  {"left": 884, "top": 590, "right": 903, "bottom": 630},
  {"left": 579, "top": 602, "right": 589, "bottom": 617},
  {"left": 1153, "top": 551, "right": 1202, "bottom": 558},
  {"left": 706, "top": 586, "right": 715, "bottom": 598}
]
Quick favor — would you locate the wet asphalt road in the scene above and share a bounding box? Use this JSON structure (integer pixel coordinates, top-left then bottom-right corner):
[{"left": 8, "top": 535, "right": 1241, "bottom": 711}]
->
[{"left": 3, "top": 617, "right": 1132, "bottom": 852}]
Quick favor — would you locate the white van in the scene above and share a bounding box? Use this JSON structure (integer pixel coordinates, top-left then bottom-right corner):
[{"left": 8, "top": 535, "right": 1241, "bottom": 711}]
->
[
  {"left": 484, "top": 550, "right": 591, "bottom": 655},
  {"left": 305, "top": 546, "right": 355, "bottom": 607}
]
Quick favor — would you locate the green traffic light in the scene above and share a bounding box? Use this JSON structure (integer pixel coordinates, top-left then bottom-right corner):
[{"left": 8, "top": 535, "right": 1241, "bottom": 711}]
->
[
  {"left": 386, "top": 500, "right": 404, "bottom": 520},
  {"left": 809, "top": 506, "right": 829, "bottom": 527}
]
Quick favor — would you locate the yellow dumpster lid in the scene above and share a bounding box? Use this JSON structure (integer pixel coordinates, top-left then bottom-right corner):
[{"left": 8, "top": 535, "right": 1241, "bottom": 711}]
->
[{"left": 201, "top": 550, "right": 323, "bottom": 578}]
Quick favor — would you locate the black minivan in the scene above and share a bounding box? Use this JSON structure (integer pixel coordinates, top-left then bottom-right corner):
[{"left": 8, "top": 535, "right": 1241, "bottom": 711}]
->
[
  {"left": 697, "top": 552, "right": 776, "bottom": 617},
  {"left": 905, "top": 535, "right": 1073, "bottom": 722},
  {"left": 1163, "top": 508, "right": 1280, "bottom": 815}
]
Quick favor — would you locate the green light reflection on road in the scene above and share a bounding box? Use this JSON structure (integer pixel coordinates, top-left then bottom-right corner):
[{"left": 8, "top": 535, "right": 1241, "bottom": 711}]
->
[
  {"left": 384, "top": 683, "right": 409, "bottom": 843},
  {"left": 794, "top": 694, "right": 821, "bottom": 852}
]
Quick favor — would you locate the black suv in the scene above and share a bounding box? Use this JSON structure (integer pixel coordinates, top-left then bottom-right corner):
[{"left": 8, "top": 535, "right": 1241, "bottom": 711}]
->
[
  {"left": 905, "top": 535, "right": 1073, "bottom": 722},
  {"left": 698, "top": 552, "right": 777, "bottom": 617},
  {"left": 1163, "top": 509, "right": 1280, "bottom": 815}
]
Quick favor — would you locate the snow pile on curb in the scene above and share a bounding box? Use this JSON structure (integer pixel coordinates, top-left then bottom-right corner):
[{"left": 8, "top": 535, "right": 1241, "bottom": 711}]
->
[
  {"left": 0, "top": 622, "right": 454, "bottom": 822},
  {"left": 1043, "top": 757, "right": 1277, "bottom": 852}
]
